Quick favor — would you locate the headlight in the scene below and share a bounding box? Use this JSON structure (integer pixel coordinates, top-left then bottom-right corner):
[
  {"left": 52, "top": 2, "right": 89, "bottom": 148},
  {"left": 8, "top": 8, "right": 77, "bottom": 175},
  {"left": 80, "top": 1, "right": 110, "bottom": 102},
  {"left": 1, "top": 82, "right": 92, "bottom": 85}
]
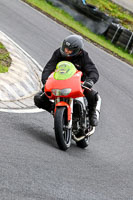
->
[{"left": 52, "top": 88, "right": 71, "bottom": 96}]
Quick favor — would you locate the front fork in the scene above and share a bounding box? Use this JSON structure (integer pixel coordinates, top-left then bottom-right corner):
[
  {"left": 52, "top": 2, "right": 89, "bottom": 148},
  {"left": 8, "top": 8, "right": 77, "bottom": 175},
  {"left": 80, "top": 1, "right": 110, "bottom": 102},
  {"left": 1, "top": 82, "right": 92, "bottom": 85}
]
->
[
  {"left": 67, "top": 98, "right": 73, "bottom": 129},
  {"left": 55, "top": 98, "right": 73, "bottom": 129}
]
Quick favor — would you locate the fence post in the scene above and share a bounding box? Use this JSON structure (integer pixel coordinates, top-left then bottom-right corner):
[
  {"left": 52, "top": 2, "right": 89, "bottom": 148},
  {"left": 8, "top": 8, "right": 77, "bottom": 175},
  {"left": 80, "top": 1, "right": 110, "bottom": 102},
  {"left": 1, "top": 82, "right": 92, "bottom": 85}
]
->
[
  {"left": 111, "top": 25, "right": 120, "bottom": 43},
  {"left": 125, "top": 32, "right": 133, "bottom": 51}
]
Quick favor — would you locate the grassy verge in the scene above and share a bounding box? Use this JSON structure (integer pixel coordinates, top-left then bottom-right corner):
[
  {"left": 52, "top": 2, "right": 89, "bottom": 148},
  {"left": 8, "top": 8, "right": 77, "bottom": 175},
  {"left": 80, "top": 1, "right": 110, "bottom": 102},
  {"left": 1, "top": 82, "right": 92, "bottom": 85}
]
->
[
  {"left": 22, "top": 0, "right": 133, "bottom": 66},
  {"left": 87, "top": 0, "right": 133, "bottom": 31},
  {"left": 0, "top": 42, "right": 11, "bottom": 73}
]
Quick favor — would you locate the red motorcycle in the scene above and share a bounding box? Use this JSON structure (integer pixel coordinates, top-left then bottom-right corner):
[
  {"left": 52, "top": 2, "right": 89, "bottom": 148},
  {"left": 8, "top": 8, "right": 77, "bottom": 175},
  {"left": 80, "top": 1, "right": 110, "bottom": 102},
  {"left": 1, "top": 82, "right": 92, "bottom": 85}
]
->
[{"left": 44, "top": 61, "right": 101, "bottom": 151}]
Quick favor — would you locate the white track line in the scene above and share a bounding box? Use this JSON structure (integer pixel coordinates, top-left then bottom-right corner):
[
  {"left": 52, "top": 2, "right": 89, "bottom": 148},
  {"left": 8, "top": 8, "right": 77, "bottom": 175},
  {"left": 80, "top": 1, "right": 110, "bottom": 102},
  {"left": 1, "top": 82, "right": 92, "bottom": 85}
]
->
[{"left": 0, "top": 108, "right": 45, "bottom": 113}]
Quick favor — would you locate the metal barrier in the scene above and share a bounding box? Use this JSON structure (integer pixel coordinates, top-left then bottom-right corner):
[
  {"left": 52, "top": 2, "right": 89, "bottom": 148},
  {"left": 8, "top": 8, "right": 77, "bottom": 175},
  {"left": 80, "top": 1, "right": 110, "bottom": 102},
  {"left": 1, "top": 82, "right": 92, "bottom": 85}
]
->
[
  {"left": 116, "top": 29, "right": 133, "bottom": 54},
  {"left": 105, "top": 23, "right": 123, "bottom": 43}
]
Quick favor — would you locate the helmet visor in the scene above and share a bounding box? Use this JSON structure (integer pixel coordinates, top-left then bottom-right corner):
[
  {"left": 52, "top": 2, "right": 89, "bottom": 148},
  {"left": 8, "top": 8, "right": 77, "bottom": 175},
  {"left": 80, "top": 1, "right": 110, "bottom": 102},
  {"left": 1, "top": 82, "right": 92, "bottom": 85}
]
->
[{"left": 60, "top": 41, "right": 80, "bottom": 57}]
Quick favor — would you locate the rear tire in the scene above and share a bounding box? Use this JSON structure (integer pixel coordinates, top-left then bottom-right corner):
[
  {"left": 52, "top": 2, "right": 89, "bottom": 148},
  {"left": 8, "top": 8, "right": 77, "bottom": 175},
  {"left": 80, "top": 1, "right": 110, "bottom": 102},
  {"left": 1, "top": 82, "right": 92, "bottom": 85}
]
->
[{"left": 54, "top": 107, "right": 71, "bottom": 151}]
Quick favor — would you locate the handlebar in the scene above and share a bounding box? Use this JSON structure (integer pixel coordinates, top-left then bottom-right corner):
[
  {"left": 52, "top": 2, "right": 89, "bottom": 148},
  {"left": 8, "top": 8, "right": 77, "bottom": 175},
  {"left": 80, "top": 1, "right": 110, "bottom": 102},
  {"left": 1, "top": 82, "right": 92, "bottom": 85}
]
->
[{"left": 81, "top": 84, "right": 92, "bottom": 91}]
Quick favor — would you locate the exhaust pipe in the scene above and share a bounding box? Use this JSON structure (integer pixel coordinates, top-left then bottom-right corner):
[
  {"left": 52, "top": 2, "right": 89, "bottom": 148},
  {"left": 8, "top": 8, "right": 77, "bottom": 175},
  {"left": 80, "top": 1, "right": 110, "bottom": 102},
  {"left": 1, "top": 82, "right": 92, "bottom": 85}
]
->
[{"left": 72, "top": 126, "right": 95, "bottom": 142}]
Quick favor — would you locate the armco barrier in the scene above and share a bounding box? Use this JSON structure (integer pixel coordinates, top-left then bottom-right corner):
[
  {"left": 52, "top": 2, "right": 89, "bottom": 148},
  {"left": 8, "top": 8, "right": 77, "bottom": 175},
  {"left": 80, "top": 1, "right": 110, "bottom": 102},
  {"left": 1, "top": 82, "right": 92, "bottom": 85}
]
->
[
  {"left": 46, "top": 0, "right": 133, "bottom": 54},
  {"left": 105, "top": 24, "right": 133, "bottom": 54},
  {"left": 116, "top": 29, "right": 133, "bottom": 52},
  {"left": 105, "top": 23, "right": 123, "bottom": 43}
]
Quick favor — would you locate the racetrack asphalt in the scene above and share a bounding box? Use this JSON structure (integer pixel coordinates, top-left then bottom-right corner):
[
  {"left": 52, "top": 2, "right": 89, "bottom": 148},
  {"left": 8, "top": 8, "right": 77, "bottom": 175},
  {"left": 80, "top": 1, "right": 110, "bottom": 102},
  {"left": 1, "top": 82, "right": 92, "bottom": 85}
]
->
[{"left": 112, "top": 0, "right": 133, "bottom": 14}]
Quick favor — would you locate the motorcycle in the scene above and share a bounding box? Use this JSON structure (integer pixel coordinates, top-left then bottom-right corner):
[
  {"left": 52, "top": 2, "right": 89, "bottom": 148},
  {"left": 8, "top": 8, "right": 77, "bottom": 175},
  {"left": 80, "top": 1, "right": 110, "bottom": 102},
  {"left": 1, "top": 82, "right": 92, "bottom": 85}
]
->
[{"left": 44, "top": 61, "right": 101, "bottom": 151}]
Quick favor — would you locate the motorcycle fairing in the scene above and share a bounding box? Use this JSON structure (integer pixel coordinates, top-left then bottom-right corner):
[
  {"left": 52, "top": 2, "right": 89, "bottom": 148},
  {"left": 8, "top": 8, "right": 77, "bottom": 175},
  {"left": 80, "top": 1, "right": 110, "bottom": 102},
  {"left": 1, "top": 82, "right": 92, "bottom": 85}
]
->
[{"left": 45, "top": 71, "right": 84, "bottom": 99}]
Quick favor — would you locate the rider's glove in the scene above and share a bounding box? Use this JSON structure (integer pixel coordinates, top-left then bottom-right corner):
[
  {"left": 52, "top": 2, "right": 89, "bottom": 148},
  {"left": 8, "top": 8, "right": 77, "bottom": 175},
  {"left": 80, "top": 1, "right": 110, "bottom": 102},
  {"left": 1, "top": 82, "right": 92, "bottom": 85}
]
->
[{"left": 83, "top": 80, "right": 94, "bottom": 89}]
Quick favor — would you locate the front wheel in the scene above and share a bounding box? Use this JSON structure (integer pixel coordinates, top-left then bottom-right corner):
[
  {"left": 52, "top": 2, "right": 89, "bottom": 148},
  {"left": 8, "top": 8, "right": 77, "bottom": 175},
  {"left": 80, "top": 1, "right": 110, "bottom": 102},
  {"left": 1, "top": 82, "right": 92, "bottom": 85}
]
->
[{"left": 54, "top": 107, "right": 72, "bottom": 151}]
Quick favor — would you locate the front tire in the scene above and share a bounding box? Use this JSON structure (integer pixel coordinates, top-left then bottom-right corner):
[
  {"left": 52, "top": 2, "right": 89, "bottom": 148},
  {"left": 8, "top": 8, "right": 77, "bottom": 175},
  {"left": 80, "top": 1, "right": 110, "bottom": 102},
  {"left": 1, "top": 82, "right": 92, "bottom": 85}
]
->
[{"left": 54, "top": 107, "right": 72, "bottom": 151}]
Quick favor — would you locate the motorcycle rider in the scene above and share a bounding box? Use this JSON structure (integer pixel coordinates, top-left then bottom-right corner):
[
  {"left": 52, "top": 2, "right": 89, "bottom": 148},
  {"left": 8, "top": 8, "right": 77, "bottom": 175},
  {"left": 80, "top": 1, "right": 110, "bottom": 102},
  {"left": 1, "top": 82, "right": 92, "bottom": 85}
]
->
[{"left": 34, "top": 34, "right": 100, "bottom": 126}]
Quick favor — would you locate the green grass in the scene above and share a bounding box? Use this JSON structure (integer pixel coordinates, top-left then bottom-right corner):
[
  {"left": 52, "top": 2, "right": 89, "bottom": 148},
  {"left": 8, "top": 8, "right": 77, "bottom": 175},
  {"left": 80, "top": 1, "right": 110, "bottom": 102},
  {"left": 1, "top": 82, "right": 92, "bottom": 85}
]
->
[
  {"left": 0, "top": 52, "right": 10, "bottom": 60},
  {"left": 0, "top": 42, "right": 11, "bottom": 73},
  {"left": 86, "top": 0, "right": 133, "bottom": 31},
  {"left": 22, "top": 0, "right": 133, "bottom": 65},
  {"left": 0, "top": 65, "right": 8, "bottom": 73}
]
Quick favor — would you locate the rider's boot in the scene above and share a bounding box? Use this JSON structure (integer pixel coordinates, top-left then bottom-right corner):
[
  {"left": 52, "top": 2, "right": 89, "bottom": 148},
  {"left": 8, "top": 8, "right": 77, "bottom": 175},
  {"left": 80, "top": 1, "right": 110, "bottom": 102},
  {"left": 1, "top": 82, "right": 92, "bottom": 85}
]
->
[
  {"left": 88, "top": 93, "right": 101, "bottom": 127},
  {"left": 89, "top": 106, "right": 98, "bottom": 126},
  {"left": 34, "top": 91, "right": 54, "bottom": 114}
]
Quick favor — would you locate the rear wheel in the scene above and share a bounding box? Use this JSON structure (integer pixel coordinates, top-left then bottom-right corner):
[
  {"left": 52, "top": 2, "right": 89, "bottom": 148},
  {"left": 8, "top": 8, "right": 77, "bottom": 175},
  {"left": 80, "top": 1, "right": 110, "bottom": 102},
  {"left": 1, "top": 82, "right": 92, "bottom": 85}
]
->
[
  {"left": 76, "top": 137, "right": 90, "bottom": 148},
  {"left": 54, "top": 107, "right": 72, "bottom": 151}
]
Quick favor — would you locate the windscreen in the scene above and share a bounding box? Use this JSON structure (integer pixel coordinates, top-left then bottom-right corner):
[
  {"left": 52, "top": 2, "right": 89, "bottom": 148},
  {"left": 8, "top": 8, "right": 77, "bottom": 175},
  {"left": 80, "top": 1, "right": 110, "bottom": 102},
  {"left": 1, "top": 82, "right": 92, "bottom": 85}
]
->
[{"left": 54, "top": 61, "right": 77, "bottom": 80}]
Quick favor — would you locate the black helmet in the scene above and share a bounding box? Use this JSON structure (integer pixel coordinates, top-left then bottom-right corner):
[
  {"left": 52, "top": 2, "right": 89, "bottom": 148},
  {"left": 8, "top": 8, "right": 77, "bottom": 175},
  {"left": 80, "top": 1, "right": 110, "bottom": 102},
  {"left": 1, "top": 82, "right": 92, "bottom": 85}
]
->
[{"left": 60, "top": 35, "right": 84, "bottom": 57}]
